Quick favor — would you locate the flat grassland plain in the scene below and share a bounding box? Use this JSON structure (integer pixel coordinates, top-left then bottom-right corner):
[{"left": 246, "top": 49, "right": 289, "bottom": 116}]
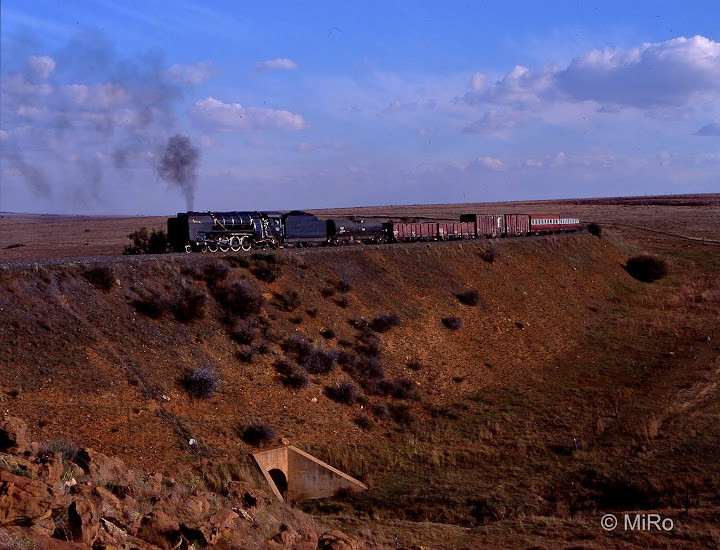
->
[{"left": 0, "top": 194, "right": 719, "bottom": 549}]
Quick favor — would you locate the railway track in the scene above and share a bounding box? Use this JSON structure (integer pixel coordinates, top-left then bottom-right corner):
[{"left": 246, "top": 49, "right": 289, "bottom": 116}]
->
[{"left": 0, "top": 230, "right": 587, "bottom": 270}]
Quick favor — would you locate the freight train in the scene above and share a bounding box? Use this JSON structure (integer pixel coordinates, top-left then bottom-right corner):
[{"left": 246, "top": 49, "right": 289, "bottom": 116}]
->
[{"left": 167, "top": 211, "right": 582, "bottom": 253}]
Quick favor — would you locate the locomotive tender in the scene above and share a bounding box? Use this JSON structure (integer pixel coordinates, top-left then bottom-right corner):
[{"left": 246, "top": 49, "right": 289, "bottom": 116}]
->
[{"left": 167, "top": 210, "right": 581, "bottom": 253}]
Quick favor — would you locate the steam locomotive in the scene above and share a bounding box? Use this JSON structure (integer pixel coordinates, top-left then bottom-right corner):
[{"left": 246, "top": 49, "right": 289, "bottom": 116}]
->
[{"left": 167, "top": 211, "right": 582, "bottom": 253}]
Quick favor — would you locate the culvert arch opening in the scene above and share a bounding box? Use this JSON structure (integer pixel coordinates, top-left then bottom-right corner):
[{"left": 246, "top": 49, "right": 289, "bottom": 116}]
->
[{"left": 269, "top": 468, "right": 288, "bottom": 500}]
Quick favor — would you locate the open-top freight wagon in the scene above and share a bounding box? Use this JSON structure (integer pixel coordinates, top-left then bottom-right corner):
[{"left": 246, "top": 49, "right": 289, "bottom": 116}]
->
[{"left": 167, "top": 210, "right": 581, "bottom": 252}]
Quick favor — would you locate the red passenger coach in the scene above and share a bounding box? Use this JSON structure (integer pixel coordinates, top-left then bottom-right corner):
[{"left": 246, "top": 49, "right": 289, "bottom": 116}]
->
[{"left": 529, "top": 215, "right": 581, "bottom": 233}]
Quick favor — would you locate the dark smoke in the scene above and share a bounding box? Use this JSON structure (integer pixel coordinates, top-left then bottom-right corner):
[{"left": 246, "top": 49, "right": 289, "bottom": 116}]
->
[{"left": 157, "top": 134, "right": 199, "bottom": 210}]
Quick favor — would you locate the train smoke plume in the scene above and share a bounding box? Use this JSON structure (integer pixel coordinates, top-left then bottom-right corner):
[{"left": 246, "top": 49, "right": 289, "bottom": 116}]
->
[{"left": 157, "top": 134, "right": 200, "bottom": 210}]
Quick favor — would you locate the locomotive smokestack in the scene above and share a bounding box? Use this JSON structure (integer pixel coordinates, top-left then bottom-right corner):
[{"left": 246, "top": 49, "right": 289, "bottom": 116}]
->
[{"left": 157, "top": 134, "right": 199, "bottom": 210}]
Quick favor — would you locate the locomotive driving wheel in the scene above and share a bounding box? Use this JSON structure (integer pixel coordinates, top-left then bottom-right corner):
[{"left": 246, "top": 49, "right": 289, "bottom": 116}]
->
[
  {"left": 219, "top": 239, "right": 230, "bottom": 253},
  {"left": 239, "top": 236, "right": 252, "bottom": 251},
  {"left": 208, "top": 242, "right": 219, "bottom": 253},
  {"left": 229, "top": 236, "right": 241, "bottom": 252}
]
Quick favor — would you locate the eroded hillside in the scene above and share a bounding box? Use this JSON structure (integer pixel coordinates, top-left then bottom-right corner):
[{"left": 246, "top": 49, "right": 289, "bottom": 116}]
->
[{"left": 2, "top": 232, "right": 719, "bottom": 549}]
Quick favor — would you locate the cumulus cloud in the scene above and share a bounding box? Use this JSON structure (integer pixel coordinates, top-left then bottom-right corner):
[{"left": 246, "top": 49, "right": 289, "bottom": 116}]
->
[
  {"left": 255, "top": 58, "right": 298, "bottom": 72},
  {"left": 462, "top": 36, "right": 720, "bottom": 111},
  {"left": 189, "top": 96, "right": 306, "bottom": 132},
  {"left": 167, "top": 61, "right": 213, "bottom": 86},
  {"left": 468, "top": 156, "right": 506, "bottom": 171},
  {"left": 695, "top": 120, "right": 720, "bottom": 136},
  {"left": 27, "top": 56, "right": 56, "bottom": 80}
]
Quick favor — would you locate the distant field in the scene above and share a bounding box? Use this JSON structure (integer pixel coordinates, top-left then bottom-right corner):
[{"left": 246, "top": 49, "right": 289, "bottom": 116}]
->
[{"left": 1, "top": 193, "right": 718, "bottom": 260}]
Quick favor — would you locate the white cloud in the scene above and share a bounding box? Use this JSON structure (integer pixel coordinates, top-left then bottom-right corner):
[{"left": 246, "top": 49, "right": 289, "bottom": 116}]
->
[
  {"left": 695, "top": 120, "right": 720, "bottom": 136},
  {"left": 255, "top": 58, "right": 298, "bottom": 72},
  {"left": 189, "top": 96, "right": 306, "bottom": 132},
  {"left": 462, "top": 36, "right": 720, "bottom": 112},
  {"left": 468, "top": 156, "right": 505, "bottom": 171},
  {"left": 418, "top": 126, "right": 436, "bottom": 136},
  {"left": 27, "top": 56, "right": 56, "bottom": 80},
  {"left": 167, "top": 61, "right": 213, "bottom": 86}
]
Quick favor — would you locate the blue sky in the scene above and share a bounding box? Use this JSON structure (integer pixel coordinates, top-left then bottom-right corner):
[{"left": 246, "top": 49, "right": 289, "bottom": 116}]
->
[{"left": 1, "top": 1, "right": 719, "bottom": 214}]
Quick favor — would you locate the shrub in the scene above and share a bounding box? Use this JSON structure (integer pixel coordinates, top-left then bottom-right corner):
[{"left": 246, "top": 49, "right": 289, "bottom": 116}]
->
[
  {"left": 381, "top": 378, "right": 418, "bottom": 400},
  {"left": 336, "top": 279, "right": 353, "bottom": 292},
  {"left": 327, "top": 379, "right": 358, "bottom": 404},
  {"left": 237, "top": 346, "right": 258, "bottom": 363},
  {"left": 291, "top": 313, "right": 304, "bottom": 324},
  {"left": 336, "top": 294, "right": 351, "bottom": 308},
  {"left": 372, "top": 403, "right": 390, "bottom": 420},
  {"left": 478, "top": 246, "right": 497, "bottom": 264},
  {"left": 304, "top": 348, "right": 339, "bottom": 374},
  {"left": 242, "top": 422, "right": 275, "bottom": 446},
  {"left": 204, "top": 262, "right": 229, "bottom": 284},
  {"left": 276, "top": 360, "right": 310, "bottom": 389},
  {"left": 278, "top": 289, "right": 302, "bottom": 311},
  {"left": 389, "top": 403, "right": 415, "bottom": 425},
  {"left": 626, "top": 255, "right": 668, "bottom": 283},
  {"left": 173, "top": 287, "right": 207, "bottom": 322},
  {"left": 355, "top": 414, "right": 374, "bottom": 430},
  {"left": 133, "top": 292, "right": 168, "bottom": 319},
  {"left": 321, "top": 286, "right": 337, "bottom": 298},
  {"left": 456, "top": 289, "right": 480, "bottom": 306},
  {"left": 123, "top": 227, "right": 167, "bottom": 255},
  {"left": 226, "top": 254, "right": 251, "bottom": 268},
  {"left": 407, "top": 359, "right": 424, "bottom": 371},
  {"left": 320, "top": 328, "right": 335, "bottom": 339},
  {"left": 40, "top": 440, "right": 80, "bottom": 462},
  {"left": 587, "top": 222, "right": 602, "bottom": 237},
  {"left": 355, "top": 332, "right": 381, "bottom": 356},
  {"left": 83, "top": 266, "right": 115, "bottom": 290},
  {"left": 371, "top": 313, "right": 401, "bottom": 333},
  {"left": 306, "top": 307, "right": 320, "bottom": 318},
  {"left": 181, "top": 367, "right": 221, "bottom": 399},
  {"left": 251, "top": 253, "right": 282, "bottom": 282},
  {"left": 442, "top": 316, "right": 463, "bottom": 330},
  {"left": 214, "top": 281, "right": 264, "bottom": 317},
  {"left": 230, "top": 320, "right": 256, "bottom": 345}
]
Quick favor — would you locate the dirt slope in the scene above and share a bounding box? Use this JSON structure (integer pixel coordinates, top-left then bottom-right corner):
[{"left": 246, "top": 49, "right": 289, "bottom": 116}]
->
[{"left": 1, "top": 230, "right": 719, "bottom": 548}]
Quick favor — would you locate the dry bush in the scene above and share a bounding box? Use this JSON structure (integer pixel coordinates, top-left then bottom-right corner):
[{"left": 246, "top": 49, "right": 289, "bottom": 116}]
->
[
  {"left": 355, "top": 413, "right": 374, "bottom": 430},
  {"left": 626, "top": 255, "right": 668, "bottom": 283},
  {"left": 456, "top": 289, "right": 480, "bottom": 306},
  {"left": 327, "top": 379, "right": 359, "bottom": 404},
  {"left": 237, "top": 346, "right": 258, "bottom": 363},
  {"left": 371, "top": 313, "right": 401, "bottom": 333},
  {"left": 203, "top": 261, "right": 229, "bottom": 284},
  {"left": 336, "top": 279, "right": 353, "bottom": 292},
  {"left": 407, "top": 359, "right": 424, "bottom": 371},
  {"left": 173, "top": 286, "right": 207, "bottom": 322},
  {"left": 251, "top": 253, "right": 283, "bottom": 282},
  {"left": 336, "top": 294, "right": 351, "bottom": 308},
  {"left": 442, "top": 316, "right": 463, "bottom": 330},
  {"left": 283, "top": 336, "right": 339, "bottom": 374},
  {"left": 372, "top": 403, "right": 390, "bottom": 420},
  {"left": 226, "top": 254, "right": 251, "bottom": 268},
  {"left": 230, "top": 320, "right": 256, "bottom": 345},
  {"left": 389, "top": 403, "right": 415, "bottom": 426},
  {"left": 214, "top": 281, "right": 264, "bottom": 317},
  {"left": 123, "top": 227, "right": 167, "bottom": 255},
  {"left": 181, "top": 367, "right": 221, "bottom": 399},
  {"left": 133, "top": 291, "right": 168, "bottom": 319},
  {"left": 276, "top": 360, "right": 310, "bottom": 389},
  {"left": 241, "top": 422, "right": 275, "bottom": 446},
  {"left": 478, "top": 246, "right": 498, "bottom": 264},
  {"left": 278, "top": 289, "right": 302, "bottom": 311},
  {"left": 83, "top": 265, "right": 115, "bottom": 290},
  {"left": 320, "top": 328, "right": 335, "bottom": 339},
  {"left": 587, "top": 222, "right": 602, "bottom": 237},
  {"left": 40, "top": 440, "right": 80, "bottom": 462}
]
